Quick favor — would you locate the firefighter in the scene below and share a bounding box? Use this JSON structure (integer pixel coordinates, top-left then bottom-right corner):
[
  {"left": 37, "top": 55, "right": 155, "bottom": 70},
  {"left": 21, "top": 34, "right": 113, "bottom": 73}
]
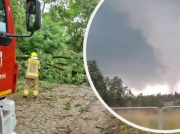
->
[{"left": 23, "top": 52, "right": 40, "bottom": 98}]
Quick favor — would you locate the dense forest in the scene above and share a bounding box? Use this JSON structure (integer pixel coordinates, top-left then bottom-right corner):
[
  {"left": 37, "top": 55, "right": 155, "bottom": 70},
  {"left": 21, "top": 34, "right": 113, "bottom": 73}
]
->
[
  {"left": 11, "top": 0, "right": 99, "bottom": 84},
  {"left": 88, "top": 60, "right": 180, "bottom": 107}
]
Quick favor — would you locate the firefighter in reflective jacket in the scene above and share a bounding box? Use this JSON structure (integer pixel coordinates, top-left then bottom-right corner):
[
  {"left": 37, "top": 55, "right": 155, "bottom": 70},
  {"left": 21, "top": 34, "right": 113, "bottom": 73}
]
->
[{"left": 23, "top": 52, "right": 40, "bottom": 97}]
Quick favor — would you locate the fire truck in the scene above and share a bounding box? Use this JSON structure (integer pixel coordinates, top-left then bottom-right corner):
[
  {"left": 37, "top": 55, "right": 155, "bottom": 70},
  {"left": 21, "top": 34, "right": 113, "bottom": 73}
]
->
[{"left": 0, "top": 0, "right": 41, "bottom": 133}]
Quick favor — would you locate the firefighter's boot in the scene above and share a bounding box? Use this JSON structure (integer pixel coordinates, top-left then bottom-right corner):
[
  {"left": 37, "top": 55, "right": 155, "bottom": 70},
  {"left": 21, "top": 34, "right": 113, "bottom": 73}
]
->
[
  {"left": 33, "top": 90, "right": 38, "bottom": 98},
  {"left": 23, "top": 89, "right": 29, "bottom": 97}
]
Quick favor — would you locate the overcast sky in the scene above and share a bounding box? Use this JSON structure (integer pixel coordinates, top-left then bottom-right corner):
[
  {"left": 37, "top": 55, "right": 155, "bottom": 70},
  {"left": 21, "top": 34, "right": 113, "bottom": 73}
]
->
[{"left": 86, "top": 0, "right": 180, "bottom": 95}]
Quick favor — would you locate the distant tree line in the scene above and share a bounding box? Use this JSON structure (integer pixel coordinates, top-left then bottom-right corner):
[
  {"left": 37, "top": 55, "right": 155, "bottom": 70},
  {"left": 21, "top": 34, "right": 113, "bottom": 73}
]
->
[{"left": 88, "top": 60, "right": 180, "bottom": 107}]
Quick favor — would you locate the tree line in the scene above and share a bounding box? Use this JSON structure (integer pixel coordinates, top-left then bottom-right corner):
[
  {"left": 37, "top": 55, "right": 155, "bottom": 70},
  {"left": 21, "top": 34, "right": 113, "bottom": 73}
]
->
[{"left": 88, "top": 60, "right": 180, "bottom": 107}]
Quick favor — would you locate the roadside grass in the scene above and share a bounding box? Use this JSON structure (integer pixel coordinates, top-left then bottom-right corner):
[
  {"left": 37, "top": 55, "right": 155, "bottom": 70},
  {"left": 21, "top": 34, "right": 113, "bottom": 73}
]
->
[
  {"left": 163, "top": 99, "right": 180, "bottom": 106},
  {"left": 117, "top": 109, "right": 180, "bottom": 131},
  {"left": 8, "top": 79, "right": 57, "bottom": 101},
  {"left": 74, "top": 103, "right": 82, "bottom": 107},
  {"left": 117, "top": 109, "right": 159, "bottom": 129},
  {"left": 39, "top": 80, "right": 57, "bottom": 91},
  {"left": 120, "top": 121, "right": 180, "bottom": 134},
  {"left": 79, "top": 107, "right": 89, "bottom": 113},
  {"left": 120, "top": 122, "right": 154, "bottom": 134},
  {"left": 17, "top": 79, "right": 56, "bottom": 92},
  {"left": 163, "top": 110, "right": 180, "bottom": 130},
  {"left": 163, "top": 101, "right": 174, "bottom": 106}
]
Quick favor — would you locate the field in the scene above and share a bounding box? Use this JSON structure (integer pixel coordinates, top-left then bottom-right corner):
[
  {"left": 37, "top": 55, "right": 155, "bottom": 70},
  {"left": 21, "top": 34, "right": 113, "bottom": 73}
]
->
[
  {"left": 114, "top": 108, "right": 180, "bottom": 130},
  {"left": 163, "top": 109, "right": 180, "bottom": 130},
  {"left": 115, "top": 109, "right": 159, "bottom": 129}
]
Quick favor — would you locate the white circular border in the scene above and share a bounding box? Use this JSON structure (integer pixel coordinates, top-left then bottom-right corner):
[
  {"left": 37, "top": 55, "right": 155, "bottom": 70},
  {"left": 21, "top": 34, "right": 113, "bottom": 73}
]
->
[{"left": 83, "top": 0, "right": 180, "bottom": 133}]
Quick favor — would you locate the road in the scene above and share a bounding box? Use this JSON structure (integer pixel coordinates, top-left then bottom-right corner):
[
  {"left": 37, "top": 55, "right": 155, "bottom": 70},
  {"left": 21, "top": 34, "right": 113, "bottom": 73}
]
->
[{"left": 9, "top": 84, "right": 121, "bottom": 134}]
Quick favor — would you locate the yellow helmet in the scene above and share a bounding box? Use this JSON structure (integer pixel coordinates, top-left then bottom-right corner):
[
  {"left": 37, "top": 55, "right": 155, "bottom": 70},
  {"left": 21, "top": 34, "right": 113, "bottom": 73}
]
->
[{"left": 31, "top": 52, "right": 37, "bottom": 57}]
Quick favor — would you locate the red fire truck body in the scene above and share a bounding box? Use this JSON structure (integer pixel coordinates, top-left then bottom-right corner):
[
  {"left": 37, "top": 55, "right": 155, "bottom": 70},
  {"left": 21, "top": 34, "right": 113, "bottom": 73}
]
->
[{"left": 0, "top": 0, "right": 18, "bottom": 97}]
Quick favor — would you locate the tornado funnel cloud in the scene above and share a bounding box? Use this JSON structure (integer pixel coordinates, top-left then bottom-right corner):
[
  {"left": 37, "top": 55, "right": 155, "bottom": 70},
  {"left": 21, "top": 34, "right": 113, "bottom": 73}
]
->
[{"left": 115, "top": 0, "right": 180, "bottom": 93}]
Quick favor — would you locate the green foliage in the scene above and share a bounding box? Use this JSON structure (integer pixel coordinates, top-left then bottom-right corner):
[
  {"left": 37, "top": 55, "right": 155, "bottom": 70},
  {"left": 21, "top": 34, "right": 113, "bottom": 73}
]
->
[
  {"left": 63, "top": 107, "right": 70, "bottom": 111},
  {"left": 87, "top": 60, "right": 107, "bottom": 100},
  {"left": 131, "top": 94, "right": 163, "bottom": 107},
  {"left": 120, "top": 123, "right": 154, "bottom": 134},
  {"left": 17, "top": 78, "right": 54, "bottom": 92},
  {"left": 79, "top": 107, "right": 89, "bottom": 113},
  {"left": 0, "top": 1, "right": 6, "bottom": 23},
  {"left": 16, "top": 78, "right": 26, "bottom": 93},
  {"left": 39, "top": 81, "right": 54, "bottom": 90},
  {"left": 74, "top": 103, "right": 81, "bottom": 107},
  {"left": 105, "top": 77, "right": 131, "bottom": 107},
  {"left": 88, "top": 60, "right": 134, "bottom": 107},
  {"left": 11, "top": 0, "right": 99, "bottom": 84}
]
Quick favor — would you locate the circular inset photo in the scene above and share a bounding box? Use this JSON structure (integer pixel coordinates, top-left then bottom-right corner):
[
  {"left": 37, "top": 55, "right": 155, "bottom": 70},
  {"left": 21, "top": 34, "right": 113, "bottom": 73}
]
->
[{"left": 84, "top": 0, "right": 180, "bottom": 133}]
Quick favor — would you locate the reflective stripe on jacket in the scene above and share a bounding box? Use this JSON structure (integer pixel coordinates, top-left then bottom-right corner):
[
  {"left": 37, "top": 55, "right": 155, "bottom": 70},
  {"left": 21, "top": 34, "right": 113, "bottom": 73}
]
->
[{"left": 26, "top": 58, "right": 40, "bottom": 78}]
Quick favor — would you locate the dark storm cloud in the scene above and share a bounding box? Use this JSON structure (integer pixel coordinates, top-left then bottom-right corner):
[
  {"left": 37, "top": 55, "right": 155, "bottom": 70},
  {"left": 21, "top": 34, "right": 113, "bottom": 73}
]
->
[{"left": 86, "top": 0, "right": 180, "bottom": 94}]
